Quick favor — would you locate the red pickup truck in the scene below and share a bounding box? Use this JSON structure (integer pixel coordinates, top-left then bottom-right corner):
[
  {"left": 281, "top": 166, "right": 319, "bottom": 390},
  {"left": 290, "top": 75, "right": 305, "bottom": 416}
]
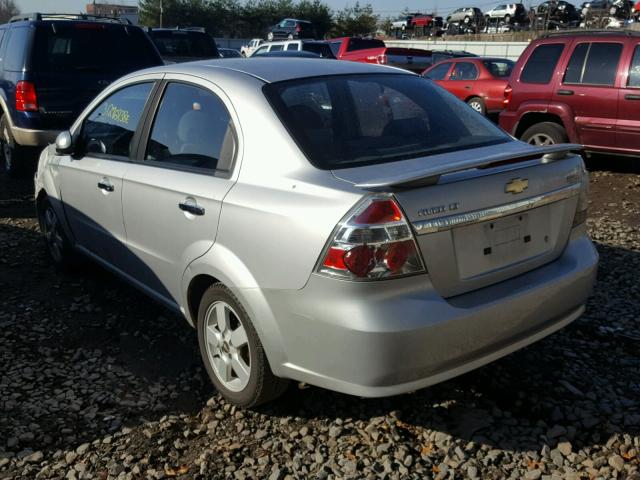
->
[{"left": 328, "top": 37, "right": 433, "bottom": 73}]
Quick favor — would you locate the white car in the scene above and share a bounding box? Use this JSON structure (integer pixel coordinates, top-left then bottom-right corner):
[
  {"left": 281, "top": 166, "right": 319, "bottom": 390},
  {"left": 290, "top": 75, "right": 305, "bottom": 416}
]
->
[
  {"left": 240, "top": 38, "right": 264, "bottom": 57},
  {"left": 250, "top": 40, "right": 334, "bottom": 58},
  {"left": 484, "top": 3, "right": 526, "bottom": 22}
]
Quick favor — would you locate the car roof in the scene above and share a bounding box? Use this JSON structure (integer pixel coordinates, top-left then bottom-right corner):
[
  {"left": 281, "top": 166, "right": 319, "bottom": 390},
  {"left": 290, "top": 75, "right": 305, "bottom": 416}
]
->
[{"left": 139, "top": 58, "right": 412, "bottom": 83}]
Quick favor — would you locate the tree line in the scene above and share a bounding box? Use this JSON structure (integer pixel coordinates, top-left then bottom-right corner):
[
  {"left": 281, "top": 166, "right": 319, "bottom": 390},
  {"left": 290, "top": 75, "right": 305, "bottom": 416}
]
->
[{"left": 138, "top": 0, "right": 379, "bottom": 38}]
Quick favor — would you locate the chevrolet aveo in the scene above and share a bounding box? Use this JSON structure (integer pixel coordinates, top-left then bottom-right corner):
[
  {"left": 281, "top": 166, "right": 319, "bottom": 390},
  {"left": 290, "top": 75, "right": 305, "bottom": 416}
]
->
[{"left": 34, "top": 59, "right": 598, "bottom": 407}]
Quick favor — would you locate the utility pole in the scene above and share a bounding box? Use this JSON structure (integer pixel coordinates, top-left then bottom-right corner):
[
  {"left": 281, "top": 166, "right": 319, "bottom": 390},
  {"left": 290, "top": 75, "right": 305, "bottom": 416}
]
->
[{"left": 159, "top": 0, "right": 163, "bottom": 27}]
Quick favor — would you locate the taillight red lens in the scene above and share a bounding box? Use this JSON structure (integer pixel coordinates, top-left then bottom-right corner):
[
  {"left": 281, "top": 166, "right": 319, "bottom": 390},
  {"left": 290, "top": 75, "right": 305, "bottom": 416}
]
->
[
  {"left": 354, "top": 199, "right": 402, "bottom": 225},
  {"left": 377, "top": 54, "right": 387, "bottom": 64},
  {"left": 317, "top": 195, "right": 426, "bottom": 281},
  {"left": 503, "top": 84, "right": 512, "bottom": 108},
  {"left": 16, "top": 81, "right": 38, "bottom": 112}
]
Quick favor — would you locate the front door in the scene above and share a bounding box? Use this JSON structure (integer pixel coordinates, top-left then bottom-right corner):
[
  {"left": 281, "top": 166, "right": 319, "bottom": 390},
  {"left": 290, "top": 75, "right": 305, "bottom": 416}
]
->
[
  {"left": 121, "top": 76, "right": 239, "bottom": 306},
  {"left": 57, "top": 81, "right": 156, "bottom": 268},
  {"left": 445, "top": 61, "right": 479, "bottom": 101},
  {"left": 553, "top": 40, "right": 623, "bottom": 149},
  {"left": 617, "top": 43, "right": 640, "bottom": 152}
]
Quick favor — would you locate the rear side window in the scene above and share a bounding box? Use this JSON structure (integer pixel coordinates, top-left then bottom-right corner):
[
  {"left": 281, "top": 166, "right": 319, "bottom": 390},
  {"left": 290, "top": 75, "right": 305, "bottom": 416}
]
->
[
  {"left": 80, "top": 82, "right": 153, "bottom": 159},
  {"left": 346, "top": 38, "right": 385, "bottom": 52},
  {"left": 286, "top": 43, "right": 298, "bottom": 51},
  {"left": 5, "top": 27, "right": 31, "bottom": 71},
  {"left": 271, "top": 44, "right": 284, "bottom": 52},
  {"left": 563, "top": 42, "right": 622, "bottom": 86},
  {"left": 264, "top": 74, "right": 510, "bottom": 170},
  {"left": 628, "top": 45, "right": 640, "bottom": 87},
  {"left": 424, "top": 62, "right": 451, "bottom": 80},
  {"left": 450, "top": 62, "right": 479, "bottom": 80},
  {"left": 521, "top": 43, "right": 564, "bottom": 84},
  {"left": 145, "top": 83, "right": 235, "bottom": 172},
  {"left": 33, "top": 24, "right": 160, "bottom": 74},
  {"left": 329, "top": 41, "right": 342, "bottom": 57},
  {"left": 483, "top": 59, "right": 514, "bottom": 78}
]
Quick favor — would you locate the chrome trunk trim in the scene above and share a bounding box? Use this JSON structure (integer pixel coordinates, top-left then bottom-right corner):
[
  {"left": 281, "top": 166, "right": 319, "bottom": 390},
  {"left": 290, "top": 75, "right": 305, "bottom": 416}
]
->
[{"left": 413, "top": 183, "right": 581, "bottom": 235}]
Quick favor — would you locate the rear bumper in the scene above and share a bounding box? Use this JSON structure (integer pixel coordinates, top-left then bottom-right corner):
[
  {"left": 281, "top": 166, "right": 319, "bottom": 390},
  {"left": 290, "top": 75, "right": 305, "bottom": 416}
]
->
[
  {"left": 263, "top": 232, "right": 598, "bottom": 397},
  {"left": 11, "top": 126, "right": 60, "bottom": 147}
]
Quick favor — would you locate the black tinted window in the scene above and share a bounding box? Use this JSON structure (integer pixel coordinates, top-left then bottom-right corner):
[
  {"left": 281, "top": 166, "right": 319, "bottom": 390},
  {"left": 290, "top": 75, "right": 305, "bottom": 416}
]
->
[
  {"left": 271, "top": 44, "right": 284, "bottom": 52},
  {"left": 564, "top": 42, "right": 621, "bottom": 86},
  {"left": 346, "top": 38, "right": 385, "bottom": 51},
  {"left": 424, "top": 62, "right": 451, "bottom": 80},
  {"left": 265, "top": 74, "right": 510, "bottom": 170},
  {"left": 563, "top": 43, "right": 589, "bottom": 84},
  {"left": 450, "top": 62, "right": 479, "bottom": 80},
  {"left": 150, "top": 31, "right": 218, "bottom": 58},
  {"left": 287, "top": 43, "right": 298, "bottom": 51},
  {"left": 521, "top": 43, "right": 564, "bottom": 84},
  {"left": 34, "top": 24, "right": 160, "bottom": 74},
  {"left": 483, "top": 59, "right": 514, "bottom": 78},
  {"left": 145, "top": 83, "right": 235, "bottom": 172},
  {"left": 81, "top": 83, "right": 153, "bottom": 158},
  {"left": 628, "top": 46, "right": 640, "bottom": 87},
  {"left": 329, "top": 41, "right": 342, "bottom": 56},
  {"left": 5, "top": 27, "right": 31, "bottom": 71}
]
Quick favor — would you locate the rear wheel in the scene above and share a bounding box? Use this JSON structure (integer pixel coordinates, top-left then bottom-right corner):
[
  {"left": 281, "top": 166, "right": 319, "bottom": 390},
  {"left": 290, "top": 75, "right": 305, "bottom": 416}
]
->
[
  {"left": 38, "top": 197, "right": 78, "bottom": 270},
  {"left": 287, "top": 33, "right": 294, "bottom": 40},
  {"left": 267, "top": 32, "right": 274, "bottom": 41},
  {"left": 504, "top": 13, "right": 511, "bottom": 23},
  {"left": 197, "top": 283, "right": 289, "bottom": 407},
  {"left": 467, "top": 97, "right": 486, "bottom": 115},
  {"left": 521, "top": 122, "right": 568, "bottom": 146},
  {"left": 1, "top": 116, "right": 33, "bottom": 178}
]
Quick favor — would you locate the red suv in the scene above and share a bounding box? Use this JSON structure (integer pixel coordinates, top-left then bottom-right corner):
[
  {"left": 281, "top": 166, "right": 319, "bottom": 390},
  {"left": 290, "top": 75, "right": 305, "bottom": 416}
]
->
[{"left": 500, "top": 31, "right": 640, "bottom": 155}]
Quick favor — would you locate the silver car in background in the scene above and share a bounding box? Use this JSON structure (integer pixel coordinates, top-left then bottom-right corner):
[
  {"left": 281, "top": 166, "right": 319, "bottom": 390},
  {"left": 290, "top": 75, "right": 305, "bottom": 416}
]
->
[{"left": 34, "top": 59, "right": 598, "bottom": 407}]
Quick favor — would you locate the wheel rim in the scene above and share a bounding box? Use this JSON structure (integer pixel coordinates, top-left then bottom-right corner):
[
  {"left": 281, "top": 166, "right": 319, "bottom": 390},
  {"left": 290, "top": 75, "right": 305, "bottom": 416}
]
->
[
  {"left": 469, "top": 101, "right": 483, "bottom": 113},
  {"left": 204, "top": 301, "right": 251, "bottom": 392},
  {"left": 43, "top": 206, "right": 64, "bottom": 263},
  {"left": 528, "top": 133, "right": 555, "bottom": 146}
]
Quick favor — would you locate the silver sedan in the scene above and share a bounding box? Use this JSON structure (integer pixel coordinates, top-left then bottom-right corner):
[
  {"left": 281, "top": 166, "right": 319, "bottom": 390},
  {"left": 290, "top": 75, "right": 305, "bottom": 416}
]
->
[{"left": 34, "top": 59, "right": 598, "bottom": 407}]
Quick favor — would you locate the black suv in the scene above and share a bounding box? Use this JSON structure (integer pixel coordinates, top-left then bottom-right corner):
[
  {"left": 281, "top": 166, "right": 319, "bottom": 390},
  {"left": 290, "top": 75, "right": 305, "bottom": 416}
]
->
[
  {"left": 147, "top": 27, "right": 220, "bottom": 63},
  {"left": 266, "top": 19, "right": 315, "bottom": 41},
  {"left": 0, "top": 13, "right": 163, "bottom": 176}
]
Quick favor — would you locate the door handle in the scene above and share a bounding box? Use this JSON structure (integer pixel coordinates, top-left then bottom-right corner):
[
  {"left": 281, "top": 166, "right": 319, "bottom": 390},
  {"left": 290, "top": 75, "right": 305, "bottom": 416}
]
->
[
  {"left": 625, "top": 94, "right": 640, "bottom": 100},
  {"left": 464, "top": 85, "right": 472, "bottom": 90},
  {"left": 557, "top": 89, "right": 574, "bottom": 96},
  {"left": 97, "top": 179, "right": 114, "bottom": 192},
  {"left": 178, "top": 201, "right": 205, "bottom": 216}
]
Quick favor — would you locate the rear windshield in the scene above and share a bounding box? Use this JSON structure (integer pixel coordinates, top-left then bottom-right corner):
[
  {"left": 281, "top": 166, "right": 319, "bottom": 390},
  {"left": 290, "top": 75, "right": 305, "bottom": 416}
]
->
[
  {"left": 303, "top": 43, "right": 334, "bottom": 58},
  {"left": 149, "top": 31, "right": 218, "bottom": 58},
  {"left": 483, "top": 59, "right": 514, "bottom": 78},
  {"left": 264, "top": 74, "right": 510, "bottom": 170},
  {"left": 346, "top": 38, "right": 385, "bottom": 52},
  {"left": 33, "top": 24, "right": 161, "bottom": 74}
]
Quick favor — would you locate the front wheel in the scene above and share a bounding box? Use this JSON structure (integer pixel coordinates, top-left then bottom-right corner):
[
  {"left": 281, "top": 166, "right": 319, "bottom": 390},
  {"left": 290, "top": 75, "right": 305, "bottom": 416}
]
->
[
  {"left": 197, "top": 284, "right": 289, "bottom": 407},
  {"left": 467, "top": 97, "right": 486, "bottom": 115},
  {"left": 267, "top": 32, "right": 274, "bottom": 41},
  {"left": 1, "top": 116, "right": 32, "bottom": 178},
  {"left": 38, "top": 197, "right": 78, "bottom": 270},
  {"left": 521, "top": 122, "right": 568, "bottom": 146},
  {"left": 287, "top": 33, "right": 294, "bottom": 40}
]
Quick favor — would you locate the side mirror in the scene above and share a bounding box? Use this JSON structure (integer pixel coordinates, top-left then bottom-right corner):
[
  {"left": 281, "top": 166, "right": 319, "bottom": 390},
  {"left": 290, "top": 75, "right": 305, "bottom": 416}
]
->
[{"left": 55, "top": 131, "right": 73, "bottom": 155}]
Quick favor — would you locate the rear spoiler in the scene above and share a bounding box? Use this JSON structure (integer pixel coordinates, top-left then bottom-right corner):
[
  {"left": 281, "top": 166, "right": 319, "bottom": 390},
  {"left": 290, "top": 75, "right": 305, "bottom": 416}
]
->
[{"left": 354, "top": 144, "right": 583, "bottom": 189}]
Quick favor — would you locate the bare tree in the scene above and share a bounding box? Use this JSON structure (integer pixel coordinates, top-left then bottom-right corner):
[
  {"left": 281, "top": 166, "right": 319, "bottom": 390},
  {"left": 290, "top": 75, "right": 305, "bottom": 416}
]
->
[{"left": 0, "top": 0, "right": 19, "bottom": 23}]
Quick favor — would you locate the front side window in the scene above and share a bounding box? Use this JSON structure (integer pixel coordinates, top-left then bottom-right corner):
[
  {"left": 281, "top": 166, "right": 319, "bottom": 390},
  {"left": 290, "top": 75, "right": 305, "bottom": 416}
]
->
[
  {"left": 424, "top": 62, "right": 452, "bottom": 80},
  {"left": 563, "top": 42, "right": 622, "bottom": 86},
  {"left": 271, "top": 44, "right": 284, "bottom": 52},
  {"left": 253, "top": 46, "right": 268, "bottom": 56},
  {"left": 265, "top": 74, "right": 510, "bottom": 170},
  {"left": 80, "top": 82, "right": 153, "bottom": 158},
  {"left": 521, "top": 43, "right": 564, "bottom": 84},
  {"left": 145, "top": 83, "right": 235, "bottom": 172},
  {"left": 628, "top": 45, "right": 640, "bottom": 87},
  {"left": 450, "top": 62, "right": 479, "bottom": 80}
]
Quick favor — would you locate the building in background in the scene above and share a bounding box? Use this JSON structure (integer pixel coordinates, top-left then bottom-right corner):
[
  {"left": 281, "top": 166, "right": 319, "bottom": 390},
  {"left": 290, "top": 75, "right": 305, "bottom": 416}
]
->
[{"left": 86, "top": 2, "right": 139, "bottom": 25}]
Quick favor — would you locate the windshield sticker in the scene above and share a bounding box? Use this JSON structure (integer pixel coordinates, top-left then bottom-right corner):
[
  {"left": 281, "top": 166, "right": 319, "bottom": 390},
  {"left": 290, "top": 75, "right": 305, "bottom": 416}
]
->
[{"left": 103, "top": 103, "right": 130, "bottom": 125}]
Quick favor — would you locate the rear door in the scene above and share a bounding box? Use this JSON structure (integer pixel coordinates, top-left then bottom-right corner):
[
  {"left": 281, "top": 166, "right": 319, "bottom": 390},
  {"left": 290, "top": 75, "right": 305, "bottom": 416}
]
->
[
  {"left": 445, "top": 61, "right": 480, "bottom": 100},
  {"left": 616, "top": 41, "right": 640, "bottom": 151},
  {"left": 32, "top": 22, "right": 161, "bottom": 130},
  {"left": 553, "top": 40, "right": 623, "bottom": 149},
  {"left": 121, "top": 75, "right": 239, "bottom": 306},
  {"left": 57, "top": 80, "right": 158, "bottom": 268}
]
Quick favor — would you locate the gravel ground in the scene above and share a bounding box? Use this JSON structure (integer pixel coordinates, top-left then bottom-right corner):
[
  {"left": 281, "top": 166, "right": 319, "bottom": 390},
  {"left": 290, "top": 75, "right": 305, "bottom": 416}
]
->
[{"left": 0, "top": 159, "right": 639, "bottom": 480}]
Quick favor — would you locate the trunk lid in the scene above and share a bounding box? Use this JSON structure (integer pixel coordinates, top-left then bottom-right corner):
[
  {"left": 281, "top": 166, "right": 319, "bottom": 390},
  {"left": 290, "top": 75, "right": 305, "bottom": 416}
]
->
[{"left": 333, "top": 142, "right": 584, "bottom": 297}]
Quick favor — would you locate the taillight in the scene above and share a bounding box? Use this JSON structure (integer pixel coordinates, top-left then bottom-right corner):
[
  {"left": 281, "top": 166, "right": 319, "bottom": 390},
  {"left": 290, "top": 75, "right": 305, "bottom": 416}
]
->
[
  {"left": 296, "top": 25, "right": 301, "bottom": 32},
  {"left": 572, "top": 161, "right": 589, "bottom": 227},
  {"left": 503, "top": 84, "right": 512, "bottom": 108},
  {"left": 377, "top": 54, "right": 387, "bottom": 65},
  {"left": 317, "top": 196, "right": 426, "bottom": 280},
  {"left": 16, "top": 81, "right": 38, "bottom": 112}
]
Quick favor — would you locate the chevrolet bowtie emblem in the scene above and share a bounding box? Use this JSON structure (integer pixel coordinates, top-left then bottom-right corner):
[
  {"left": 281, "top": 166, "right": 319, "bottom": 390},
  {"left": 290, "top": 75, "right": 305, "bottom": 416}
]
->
[{"left": 505, "top": 178, "right": 529, "bottom": 194}]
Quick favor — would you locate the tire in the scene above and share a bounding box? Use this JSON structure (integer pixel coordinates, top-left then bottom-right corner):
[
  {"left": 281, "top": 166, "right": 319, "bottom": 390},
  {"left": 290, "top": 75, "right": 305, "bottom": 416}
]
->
[
  {"left": 467, "top": 97, "right": 486, "bottom": 115},
  {"left": 267, "top": 32, "right": 274, "bottom": 41},
  {"left": 197, "top": 283, "right": 289, "bottom": 407},
  {"left": 38, "top": 197, "right": 78, "bottom": 270},
  {"left": 504, "top": 13, "right": 511, "bottom": 23},
  {"left": 521, "top": 122, "right": 568, "bottom": 146},
  {"left": 1, "top": 116, "right": 33, "bottom": 178}
]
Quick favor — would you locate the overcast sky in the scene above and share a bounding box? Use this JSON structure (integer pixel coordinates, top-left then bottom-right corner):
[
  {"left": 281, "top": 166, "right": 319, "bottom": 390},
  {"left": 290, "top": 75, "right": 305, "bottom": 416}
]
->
[{"left": 14, "top": 0, "right": 554, "bottom": 20}]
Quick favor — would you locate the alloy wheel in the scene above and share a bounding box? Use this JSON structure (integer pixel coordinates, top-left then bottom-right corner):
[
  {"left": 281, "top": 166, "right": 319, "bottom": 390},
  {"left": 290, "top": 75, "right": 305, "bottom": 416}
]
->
[
  {"left": 204, "top": 301, "right": 251, "bottom": 392},
  {"left": 43, "top": 206, "right": 64, "bottom": 263},
  {"left": 469, "top": 101, "right": 483, "bottom": 113},
  {"left": 528, "top": 133, "right": 555, "bottom": 146}
]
